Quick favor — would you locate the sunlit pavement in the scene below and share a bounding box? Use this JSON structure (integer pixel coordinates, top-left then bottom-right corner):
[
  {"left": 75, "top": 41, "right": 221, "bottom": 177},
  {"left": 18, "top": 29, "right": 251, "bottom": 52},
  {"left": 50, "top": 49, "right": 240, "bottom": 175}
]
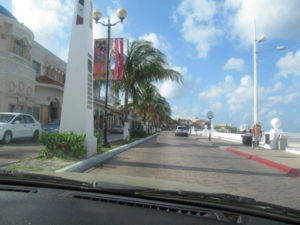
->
[{"left": 89, "top": 131, "right": 300, "bottom": 210}]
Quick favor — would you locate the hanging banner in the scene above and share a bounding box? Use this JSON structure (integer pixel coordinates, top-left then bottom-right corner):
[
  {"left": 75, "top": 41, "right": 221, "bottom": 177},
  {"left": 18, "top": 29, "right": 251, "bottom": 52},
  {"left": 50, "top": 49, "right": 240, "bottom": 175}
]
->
[
  {"left": 149, "top": 104, "right": 155, "bottom": 116},
  {"left": 112, "top": 38, "right": 124, "bottom": 80},
  {"left": 94, "top": 38, "right": 124, "bottom": 80},
  {"left": 94, "top": 39, "right": 107, "bottom": 80}
]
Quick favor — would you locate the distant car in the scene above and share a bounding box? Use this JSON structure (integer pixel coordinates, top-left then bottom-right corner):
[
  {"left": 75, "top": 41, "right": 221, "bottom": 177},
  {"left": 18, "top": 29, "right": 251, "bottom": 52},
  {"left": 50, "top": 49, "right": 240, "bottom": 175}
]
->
[
  {"left": 175, "top": 126, "right": 189, "bottom": 137},
  {"left": 0, "top": 113, "right": 42, "bottom": 144},
  {"left": 110, "top": 124, "right": 124, "bottom": 134},
  {"left": 42, "top": 120, "right": 60, "bottom": 134}
]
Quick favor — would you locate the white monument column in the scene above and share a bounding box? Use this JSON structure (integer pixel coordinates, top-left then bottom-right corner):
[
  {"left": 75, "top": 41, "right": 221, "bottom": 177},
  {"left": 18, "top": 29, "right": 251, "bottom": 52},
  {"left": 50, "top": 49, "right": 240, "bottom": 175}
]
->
[{"left": 60, "top": 0, "right": 97, "bottom": 157}]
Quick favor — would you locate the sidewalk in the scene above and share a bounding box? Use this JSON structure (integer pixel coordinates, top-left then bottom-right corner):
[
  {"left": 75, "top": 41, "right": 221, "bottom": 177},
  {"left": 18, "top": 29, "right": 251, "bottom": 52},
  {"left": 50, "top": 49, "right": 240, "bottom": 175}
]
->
[{"left": 192, "top": 136, "right": 300, "bottom": 176}]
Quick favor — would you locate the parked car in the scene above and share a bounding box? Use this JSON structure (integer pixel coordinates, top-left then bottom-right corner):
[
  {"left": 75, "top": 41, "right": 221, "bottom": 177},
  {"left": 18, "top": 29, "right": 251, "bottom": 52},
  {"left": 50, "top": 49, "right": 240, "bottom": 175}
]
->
[
  {"left": 110, "top": 124, "right": 124, "bottom": 134},
  {"left": 42, "top": 120, "right": 60, "bottom": 134},
  {"left": 0, "top": 113, "right": 42, "bottom": 144},
  {"left": 175, "top": 126, "right": 189, "bottom": 137}
]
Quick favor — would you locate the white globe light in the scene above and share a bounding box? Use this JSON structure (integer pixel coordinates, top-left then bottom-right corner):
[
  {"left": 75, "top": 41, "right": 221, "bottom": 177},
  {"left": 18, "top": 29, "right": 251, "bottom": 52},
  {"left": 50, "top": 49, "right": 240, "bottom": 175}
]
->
[{"left": 271, "top": 118, "right": 281, "bottom": 129}]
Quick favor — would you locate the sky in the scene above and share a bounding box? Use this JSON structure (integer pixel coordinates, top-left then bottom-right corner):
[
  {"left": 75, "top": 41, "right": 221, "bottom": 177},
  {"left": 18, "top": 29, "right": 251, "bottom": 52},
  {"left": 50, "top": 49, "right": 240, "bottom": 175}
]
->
[{"left": 1, "top": 0, "right": 300, "bottom": 132}]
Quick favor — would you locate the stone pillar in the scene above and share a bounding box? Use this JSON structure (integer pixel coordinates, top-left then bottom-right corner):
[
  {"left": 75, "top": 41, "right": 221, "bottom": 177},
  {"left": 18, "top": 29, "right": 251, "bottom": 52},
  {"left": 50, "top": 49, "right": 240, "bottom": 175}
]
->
[{"left": 60, "top": 0, "right": 97, "bottom": 157}]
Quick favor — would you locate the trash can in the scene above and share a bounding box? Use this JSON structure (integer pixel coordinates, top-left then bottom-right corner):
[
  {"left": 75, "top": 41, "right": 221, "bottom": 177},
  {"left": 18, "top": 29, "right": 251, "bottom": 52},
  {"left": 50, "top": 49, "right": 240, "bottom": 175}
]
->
[
  {"left": 241, "top": 134, "right": 252, "bottom": 146},
  {"left": 278, "top": 135, "right": 288, "bottom": 150}
]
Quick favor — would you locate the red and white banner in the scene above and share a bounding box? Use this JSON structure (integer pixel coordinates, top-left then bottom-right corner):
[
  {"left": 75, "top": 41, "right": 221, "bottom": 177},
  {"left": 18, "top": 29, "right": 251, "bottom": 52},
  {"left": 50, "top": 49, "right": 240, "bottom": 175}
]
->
[{"left": 113, "top": 38, "right": 124, "bottom": 80}]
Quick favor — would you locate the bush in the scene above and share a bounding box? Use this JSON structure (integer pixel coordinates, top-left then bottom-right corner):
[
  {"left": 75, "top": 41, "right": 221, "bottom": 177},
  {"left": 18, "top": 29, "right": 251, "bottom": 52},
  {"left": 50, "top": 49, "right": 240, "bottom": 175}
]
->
[
  {"left": 130, "top": 130, "right": 147, "bottom": 138},
  {"left": 39, "top": 131, "right": 86, "bottom": 159},
  {"left": 94, "top": 131, "right": 102, "bottom": 152}
]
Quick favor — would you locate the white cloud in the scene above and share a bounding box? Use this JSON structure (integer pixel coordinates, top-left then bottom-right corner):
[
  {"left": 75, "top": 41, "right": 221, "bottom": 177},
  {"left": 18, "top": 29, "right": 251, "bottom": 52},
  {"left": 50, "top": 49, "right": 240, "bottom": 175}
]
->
[
  {"left": 276, "top": 50, "right": 300, "bottom": 77},
  {"left": 138, "top": 33, "right": 171, "bottom": 52},
  {"left": 199, "top": 75, "right": 234, "bottom": 99},
  {"left": 159, "top": 66, "right": 190, "bottom": 99},
  {"left": 174, "top": 0, "right": 300, "bottom": 53},
  {"left": 267, "top": 93, "right": 298, "bottom": 107},
  {"left": 12, "top": 0, "right": 74, "bottom": 61},
  {"left": 225, "top": 0, "right": 300, "bottom": 46},
  {"left": 195, "top": 77, "right": 201, "bottom": 84},
  {"left": 226, "top": 75, "right": 253, "bottom": 111},
  {"left": 223, "top": 57, "right": 245, "bottom": 71},
  {"left": 175, "top": 0, "right": 222, "bottom": 58}
]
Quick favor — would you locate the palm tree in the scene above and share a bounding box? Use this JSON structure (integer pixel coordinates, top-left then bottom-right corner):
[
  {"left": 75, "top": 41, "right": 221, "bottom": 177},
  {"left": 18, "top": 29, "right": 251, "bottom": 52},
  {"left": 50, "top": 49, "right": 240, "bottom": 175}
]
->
[{"left": 111, "top": 40, "right": 183, "bottom": 122}]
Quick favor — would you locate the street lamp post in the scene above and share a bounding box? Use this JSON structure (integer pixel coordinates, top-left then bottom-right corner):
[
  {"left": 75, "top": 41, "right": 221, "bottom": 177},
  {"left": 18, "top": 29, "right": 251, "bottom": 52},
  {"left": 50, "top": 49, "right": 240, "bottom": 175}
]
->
[
  {"left": 253, "top": 19, "right": 285, "bottom": 127},
  {"left": 93, "top": 8, "right": 127, "bottom": 147}
]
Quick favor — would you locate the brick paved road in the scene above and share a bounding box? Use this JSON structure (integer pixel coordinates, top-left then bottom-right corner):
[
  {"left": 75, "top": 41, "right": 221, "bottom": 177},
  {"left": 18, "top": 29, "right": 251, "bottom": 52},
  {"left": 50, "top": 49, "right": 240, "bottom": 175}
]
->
[{"left": 89, "top": 131, "right": 300, "bottom": 209}]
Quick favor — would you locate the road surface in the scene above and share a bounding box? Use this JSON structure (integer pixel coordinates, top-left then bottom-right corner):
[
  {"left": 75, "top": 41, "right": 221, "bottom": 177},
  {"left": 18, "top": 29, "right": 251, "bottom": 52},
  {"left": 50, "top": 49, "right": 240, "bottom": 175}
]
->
[{"left": 89, "top": 131, "right": 300, "bottom": 210}]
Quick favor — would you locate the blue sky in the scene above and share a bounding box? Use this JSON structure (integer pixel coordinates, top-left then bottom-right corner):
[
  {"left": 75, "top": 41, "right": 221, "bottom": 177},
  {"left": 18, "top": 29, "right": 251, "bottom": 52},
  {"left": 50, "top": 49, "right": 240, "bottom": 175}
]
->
[{"left": 1, "top": 0, "right": 300, "bottom": 132}]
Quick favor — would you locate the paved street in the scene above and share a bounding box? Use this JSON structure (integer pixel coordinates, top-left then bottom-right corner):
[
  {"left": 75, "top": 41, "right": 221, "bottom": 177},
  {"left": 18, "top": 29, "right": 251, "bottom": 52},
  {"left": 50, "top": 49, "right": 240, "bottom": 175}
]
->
[
  {"left": 89, "top": 131, "right": 300, "bottom": 210},
  {"left": 0, "top": 140, "right": 43, "bottom": 166}
]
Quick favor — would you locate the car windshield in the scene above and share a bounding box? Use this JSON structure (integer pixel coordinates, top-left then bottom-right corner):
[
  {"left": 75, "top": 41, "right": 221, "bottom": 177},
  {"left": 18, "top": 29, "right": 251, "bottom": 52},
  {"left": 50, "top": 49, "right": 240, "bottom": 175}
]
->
[
  {"left": 0, "top": 0, "right": 299, "bottom": 214},
  {"left": 0, "top": 114, "right": 15, "bottom": 123}
]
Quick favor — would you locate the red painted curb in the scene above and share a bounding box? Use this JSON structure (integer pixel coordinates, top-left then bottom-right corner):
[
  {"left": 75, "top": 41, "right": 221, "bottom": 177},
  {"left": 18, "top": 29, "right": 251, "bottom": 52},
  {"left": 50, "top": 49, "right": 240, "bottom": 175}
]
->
[{"left": 226, "top": 148, "right": 300, "bottom": 178}]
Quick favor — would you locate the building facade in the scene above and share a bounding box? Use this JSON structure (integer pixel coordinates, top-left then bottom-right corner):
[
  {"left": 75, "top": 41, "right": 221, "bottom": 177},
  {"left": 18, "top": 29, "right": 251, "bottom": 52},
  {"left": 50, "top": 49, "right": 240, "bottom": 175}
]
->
[{"left": 0, "top": 5, "right": 121, "bottom": 129}]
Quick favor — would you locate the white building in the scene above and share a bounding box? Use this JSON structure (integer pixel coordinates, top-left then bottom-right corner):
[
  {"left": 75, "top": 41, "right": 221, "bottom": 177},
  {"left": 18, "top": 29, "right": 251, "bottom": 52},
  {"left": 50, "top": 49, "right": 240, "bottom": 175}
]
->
[{"left": 0, "top": 5, "right": 121, "bottom": 129}]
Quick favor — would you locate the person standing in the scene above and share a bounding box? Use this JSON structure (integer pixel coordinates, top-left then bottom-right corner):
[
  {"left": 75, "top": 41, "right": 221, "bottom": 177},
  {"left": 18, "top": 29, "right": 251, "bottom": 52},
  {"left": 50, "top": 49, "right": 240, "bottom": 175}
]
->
[{"left": 251, "top": 123, "right": 262, "bottom": 149}]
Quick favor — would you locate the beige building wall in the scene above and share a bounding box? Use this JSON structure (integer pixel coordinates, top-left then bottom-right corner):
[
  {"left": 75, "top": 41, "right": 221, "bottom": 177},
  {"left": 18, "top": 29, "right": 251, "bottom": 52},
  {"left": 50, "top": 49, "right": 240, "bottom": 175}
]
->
[{"left": 1, "top": 7, "right": 122, "bottom": 128}]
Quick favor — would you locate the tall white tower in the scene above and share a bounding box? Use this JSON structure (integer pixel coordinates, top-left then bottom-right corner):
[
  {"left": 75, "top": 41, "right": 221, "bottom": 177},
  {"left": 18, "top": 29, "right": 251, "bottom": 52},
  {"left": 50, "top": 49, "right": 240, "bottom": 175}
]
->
[{"left": 60, "top": 0, "right": 97, "bottom": 157}]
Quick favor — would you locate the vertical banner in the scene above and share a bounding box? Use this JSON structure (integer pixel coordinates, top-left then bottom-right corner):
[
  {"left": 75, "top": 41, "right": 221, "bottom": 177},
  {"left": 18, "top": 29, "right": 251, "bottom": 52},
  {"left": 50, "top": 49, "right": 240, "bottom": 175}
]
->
[
  {"left": 112, "top": 38, "right": 124, "bottom": 80},
  {"left": 113, "top": 38, "right": 119, "bottom": 80},
  {"left": 94, "top": 38, "right": 124, "bottom": 80},
  {"left": 94, "top": 39, "right": 107, "bottom": 80},
  {"left": 149, "top": 105, "right": 155, "bottom": 116},
  {"left": 119, "top": 38, "right": 124, "bottom": 80}
]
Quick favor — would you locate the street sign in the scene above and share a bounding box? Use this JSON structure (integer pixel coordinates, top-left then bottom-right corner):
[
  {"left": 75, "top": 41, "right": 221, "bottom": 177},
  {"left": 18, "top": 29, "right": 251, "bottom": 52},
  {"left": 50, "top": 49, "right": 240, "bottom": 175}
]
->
[{"left": 207, "top": 111, "right": 214, "bottom": 120}]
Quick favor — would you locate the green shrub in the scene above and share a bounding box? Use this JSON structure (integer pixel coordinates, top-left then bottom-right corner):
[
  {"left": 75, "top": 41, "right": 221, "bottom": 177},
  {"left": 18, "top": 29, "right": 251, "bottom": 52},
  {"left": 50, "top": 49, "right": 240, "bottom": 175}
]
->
[
  {"left": 39, "top": 131, "right": 86, "bottom": 159},
  {"left": 94, "top": 131, "right": 102, "bottom": 152},
  {"left": 130, "top": 130, "right": 147, "bottom": 138}
]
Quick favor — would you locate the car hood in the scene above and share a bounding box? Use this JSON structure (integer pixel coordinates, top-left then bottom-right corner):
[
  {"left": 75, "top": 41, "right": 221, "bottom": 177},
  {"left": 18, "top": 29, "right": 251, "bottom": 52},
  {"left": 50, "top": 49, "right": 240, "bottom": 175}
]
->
[
  {"left": 0, "top": 122, "right": 8, "bottom": 126},
  {"left": 29, "top": 171, "right": 221, "bottom": 193}
]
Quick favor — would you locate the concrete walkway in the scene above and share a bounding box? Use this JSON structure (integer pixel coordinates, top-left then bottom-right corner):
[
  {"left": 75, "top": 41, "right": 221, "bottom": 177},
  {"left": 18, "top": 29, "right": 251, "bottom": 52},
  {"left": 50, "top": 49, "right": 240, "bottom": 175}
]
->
[{"left": 194, "top": 136, "right": 300, "bottom": 173}]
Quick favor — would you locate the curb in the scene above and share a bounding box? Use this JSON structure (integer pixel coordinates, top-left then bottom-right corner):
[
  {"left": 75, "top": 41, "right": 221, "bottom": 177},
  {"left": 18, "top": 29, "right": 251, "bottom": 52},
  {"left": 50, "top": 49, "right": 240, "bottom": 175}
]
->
[
  {"left": 226, "top": 148, "right": 300, "bottom": 178},
  {"left": 55, "top": 133, "right": 159, "bottom": 173}
]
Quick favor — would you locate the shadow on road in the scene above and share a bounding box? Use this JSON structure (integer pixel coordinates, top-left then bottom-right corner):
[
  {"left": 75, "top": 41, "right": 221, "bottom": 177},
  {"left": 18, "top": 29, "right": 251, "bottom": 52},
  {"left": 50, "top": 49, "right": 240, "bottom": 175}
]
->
[{"left": 100, "top": 160, "right": 296, "bottom": 178}]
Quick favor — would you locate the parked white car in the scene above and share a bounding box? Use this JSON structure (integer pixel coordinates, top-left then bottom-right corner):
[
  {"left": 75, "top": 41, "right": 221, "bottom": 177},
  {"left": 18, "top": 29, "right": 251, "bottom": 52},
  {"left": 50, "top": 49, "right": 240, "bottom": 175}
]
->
[{"left": 0, "top": 113, "right": 42, "bottom": 144}]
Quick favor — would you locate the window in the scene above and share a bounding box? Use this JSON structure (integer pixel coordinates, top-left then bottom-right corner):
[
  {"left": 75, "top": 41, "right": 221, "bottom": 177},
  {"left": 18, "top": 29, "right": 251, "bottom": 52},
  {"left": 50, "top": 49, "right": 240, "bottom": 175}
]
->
[
  {"left": 18, "top": 104, "right": 24, "bottom": 113},
  {"left": 32, "top": 60, "right": 41, "bottom": 76},
  {"left": 13, "top": 40, "right": 23, "bottom": 57},
  {"left": 24, "top": 115, "right": 34, "bottom": 123},
  {"left": 8, "top": 104, "right": 16, "bottom": 112},
  {"left": 33, "top": 106, "right": 40, "bottom": 121},
  {"left": 13, "top": 115, "right": 25, "bottom": 124},
  {"left": 27, "top": 107, "right": 33, "bottom": 115}
]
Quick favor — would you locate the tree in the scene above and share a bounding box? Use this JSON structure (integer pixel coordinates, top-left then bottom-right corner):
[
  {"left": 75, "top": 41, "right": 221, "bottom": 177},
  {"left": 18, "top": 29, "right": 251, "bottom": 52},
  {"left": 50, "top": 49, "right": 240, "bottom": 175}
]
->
[{"left": 111, "top": 40, "right": 182, "bottom": 122}]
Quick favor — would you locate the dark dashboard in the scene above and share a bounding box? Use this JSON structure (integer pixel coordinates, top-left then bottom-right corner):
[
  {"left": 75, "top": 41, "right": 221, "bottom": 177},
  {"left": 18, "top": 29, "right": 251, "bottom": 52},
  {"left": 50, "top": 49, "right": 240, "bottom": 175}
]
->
[{"left": 0, "top": 184, "right": 294, "bottom": 225}]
